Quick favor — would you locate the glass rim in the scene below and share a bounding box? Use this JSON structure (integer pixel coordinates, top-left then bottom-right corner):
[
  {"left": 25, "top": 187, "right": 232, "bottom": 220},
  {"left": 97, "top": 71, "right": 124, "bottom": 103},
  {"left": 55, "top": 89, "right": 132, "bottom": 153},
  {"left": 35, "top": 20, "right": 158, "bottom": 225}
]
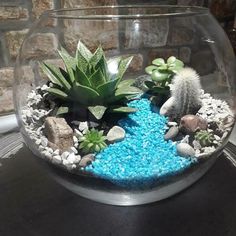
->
[{"left": 45, "top": 5, "right": 209, "bottom": 20}]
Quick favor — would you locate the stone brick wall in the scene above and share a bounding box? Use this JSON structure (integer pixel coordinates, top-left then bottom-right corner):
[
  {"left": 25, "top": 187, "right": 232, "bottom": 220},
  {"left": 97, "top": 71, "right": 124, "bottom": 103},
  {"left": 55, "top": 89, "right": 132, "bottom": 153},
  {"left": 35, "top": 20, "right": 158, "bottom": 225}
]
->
[{"left": 0, "top": 0, "right": 235, "bottom": 115}]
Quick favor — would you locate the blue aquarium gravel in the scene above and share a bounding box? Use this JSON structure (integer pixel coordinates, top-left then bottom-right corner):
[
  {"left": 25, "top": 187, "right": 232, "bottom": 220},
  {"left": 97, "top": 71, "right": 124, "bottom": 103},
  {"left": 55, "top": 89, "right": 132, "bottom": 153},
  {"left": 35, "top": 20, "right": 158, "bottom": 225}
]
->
[{"left": 86, "top": 98, "right": 197, "bottom": 187}]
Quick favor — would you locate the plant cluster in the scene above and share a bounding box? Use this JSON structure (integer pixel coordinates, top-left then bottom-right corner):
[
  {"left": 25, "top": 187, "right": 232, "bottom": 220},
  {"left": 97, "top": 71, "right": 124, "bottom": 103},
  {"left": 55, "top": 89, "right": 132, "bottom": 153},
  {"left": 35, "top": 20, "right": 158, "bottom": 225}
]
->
[
  {"left": 145, "top": 56, "right": 184, "bottom": 95},
  {"left": 79, "top": 128, "right": 107, "bottom": 154},
  {"left": 195, "top": 130, "right": 215, "bottom": 147},
  {"left": 41, "top": 41, "right": 141, "bottom": 120}
]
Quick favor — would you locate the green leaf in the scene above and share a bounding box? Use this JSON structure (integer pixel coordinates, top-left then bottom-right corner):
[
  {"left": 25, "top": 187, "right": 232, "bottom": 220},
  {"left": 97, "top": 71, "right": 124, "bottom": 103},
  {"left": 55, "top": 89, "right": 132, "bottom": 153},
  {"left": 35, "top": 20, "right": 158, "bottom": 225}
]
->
[
  {"left": 47, "top": 87, "right": 68, "bottom": 99},
  {"left": 41, "top": 63, "right": 63, "bottom": 87},
  {"left": 167, "top": 56, "right": 176, "bottom": 65},
  {"left": 56, "top": 106, "right": 69, "bottom": 116},
  {"left": 151, "top": 70, "right": 169, "bottom": 82},
  {"left": 110, "top": 106, "right": 137, "bottom": 113},
  {"left": 57, "top": 47, "right": 76, "bottom": 83},
  {"left": 144, "top": 80, "right": 156, "bottom": 89},
  {"left": 76, "top": 41, "right": 92, "bottom": 62},
  {"left": 70, "top": 82, "right": 100, "bottom": 105},
  {"left": 117, "top": 79, "right": 135, "bottom": 89},
  {"left": 170, "top": 66, "right": 184, "bottom": 74},
  {"left": 168, "top": 59, "right": 184, "bottom": 70},
  {"left": 115, "top": 86, "right": 141, "bottom": 97},
  {"left": 89, "top": 46, "right": 104, "bottom": 68},
  {"left": 145, "top": 65, "right": 157, "bottom": 75},
  {"left": 152, "top": 58, "right": 165, "bottom": 66},
  {"left": 89, "top": 69, "right": 106, "bottom": 89},
  {"left": 88, "top": 105, "right": 107, "bottom": 120},
  {"left": 157, "top": 64, "right": 168, "bottom": 71},
  {"left": 41, "top": 63, "right": 71, "bottom": 91},
  {"left": 151, "top": 86, "right": 169, "bottom": 95},
  {"left": 74, "top": 66, "right": 91, "bottom": 87},
  {"left": 97, "top": 78, "right": 119, "bottom": 98},
  {"left": 117, "top": 56, "right": 133, "bottom": 80}
]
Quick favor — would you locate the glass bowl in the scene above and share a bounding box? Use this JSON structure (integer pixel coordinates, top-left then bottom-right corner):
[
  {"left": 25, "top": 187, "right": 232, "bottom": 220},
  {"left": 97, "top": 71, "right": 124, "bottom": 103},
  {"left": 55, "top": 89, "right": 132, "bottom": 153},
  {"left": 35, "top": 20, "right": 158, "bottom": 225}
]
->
[{"left": 14, "top": 5, "right": 236, "bottom": 205}]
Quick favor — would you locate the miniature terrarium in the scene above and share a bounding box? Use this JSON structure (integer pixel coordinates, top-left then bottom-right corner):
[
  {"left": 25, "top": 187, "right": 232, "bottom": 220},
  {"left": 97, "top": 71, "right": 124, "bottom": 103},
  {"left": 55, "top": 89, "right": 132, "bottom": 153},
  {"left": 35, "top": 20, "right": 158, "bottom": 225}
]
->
[{"left": 14, "top": 6, "right": 236, "bottom": 205}]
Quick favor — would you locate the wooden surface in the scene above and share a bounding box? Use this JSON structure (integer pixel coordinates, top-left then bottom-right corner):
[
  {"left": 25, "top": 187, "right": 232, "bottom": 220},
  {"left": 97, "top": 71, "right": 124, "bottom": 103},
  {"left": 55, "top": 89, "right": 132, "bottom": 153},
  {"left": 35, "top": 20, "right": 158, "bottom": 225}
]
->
[{"left": 0, "top": 146, "right": 236, "bottom": 236}]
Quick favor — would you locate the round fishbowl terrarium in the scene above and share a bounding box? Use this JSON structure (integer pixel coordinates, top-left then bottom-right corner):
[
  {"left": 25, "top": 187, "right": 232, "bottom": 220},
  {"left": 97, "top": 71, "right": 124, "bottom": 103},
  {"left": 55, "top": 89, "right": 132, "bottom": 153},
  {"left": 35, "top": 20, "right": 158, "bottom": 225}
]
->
[{"left": 14, "top": 6, "right": 236, "bottom": 205}]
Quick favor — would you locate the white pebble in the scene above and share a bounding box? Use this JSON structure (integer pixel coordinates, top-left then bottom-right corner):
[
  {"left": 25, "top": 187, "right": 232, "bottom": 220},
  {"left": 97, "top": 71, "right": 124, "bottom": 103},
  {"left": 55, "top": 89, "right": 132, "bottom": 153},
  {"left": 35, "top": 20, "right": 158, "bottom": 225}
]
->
[
  {"left": 35, "top": 139, "right": 41, "bottom": 145},
  {"left": 74, "top": 129, "right": 83, "bottom": 137},
  {"left": 53, "top": 149, "right": 60, "bottom": 155},
  {"left": 168, "top": 121, "right": 178, "bottom": 126},
  {"left": 176, "top": 143, "right": 195, "bottom": 157},
  {"left": 74, "top": 142, "right": 78, "bottom": 148},
  {"left": 41, "top": 136, "right": 48, "bottom": 147},
  {"left": 52, "top": 155, "right": 62, "bottom": 164},
  {"left": 68, "top": 146, "right": 78, "bottom": 154},
  {"left": 79, "top": 121, "right": 88, "bottom": 132},
  {"left": 61, "top": 151, "right": 70, "bottom": 160},
  {"left": 74, "top": 155, "right": 81, "bottom": 163},
  {"left": 67, "top": 153, "right": 76, "bottom": 164},
  {"left": 73, "top": 135, "right": 78, "bottom": 143}
]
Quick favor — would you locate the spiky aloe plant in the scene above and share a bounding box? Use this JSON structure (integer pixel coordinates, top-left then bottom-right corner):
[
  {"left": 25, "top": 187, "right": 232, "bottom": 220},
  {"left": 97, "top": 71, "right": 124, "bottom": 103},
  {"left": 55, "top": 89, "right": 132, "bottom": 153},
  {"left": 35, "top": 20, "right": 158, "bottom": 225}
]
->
[
  {"left": 79, "top": 128, "right": 107, "bottom": 153},
  {"left": 41, "top": 41, "right": 141, "bottom": 120},
  {"left": 145, "top": 56, "right": 184, "bottom": 95},
  {"left": 195, "top": 130, "right": 215, "bottom": 147}
]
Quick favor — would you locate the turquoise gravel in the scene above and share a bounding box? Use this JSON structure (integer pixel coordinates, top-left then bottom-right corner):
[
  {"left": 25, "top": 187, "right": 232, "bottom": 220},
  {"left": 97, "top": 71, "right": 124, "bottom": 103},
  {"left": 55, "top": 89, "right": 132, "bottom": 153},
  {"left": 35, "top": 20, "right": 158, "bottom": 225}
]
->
[{"left": 86, "top": 98, "right": 197, "bottom": 187}]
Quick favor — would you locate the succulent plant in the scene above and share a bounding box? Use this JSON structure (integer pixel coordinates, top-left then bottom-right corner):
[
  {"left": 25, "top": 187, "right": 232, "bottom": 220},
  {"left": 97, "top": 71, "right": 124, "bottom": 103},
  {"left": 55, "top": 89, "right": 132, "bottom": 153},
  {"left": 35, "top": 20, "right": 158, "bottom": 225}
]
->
[
  {"left": 144, "top": 56, "right": 184, "bottom": 95},
  {"left": 195, "top": 130, "right": 215, "bottom": 147},
  {"left": 160, "top": 68, "right": 202, "bottom": 119},
  {"left": 41, "top": 41, "right": 141, "bottom": 120},
  {"left": 79, "top": 128, "right": 107, "bottom": 153}
]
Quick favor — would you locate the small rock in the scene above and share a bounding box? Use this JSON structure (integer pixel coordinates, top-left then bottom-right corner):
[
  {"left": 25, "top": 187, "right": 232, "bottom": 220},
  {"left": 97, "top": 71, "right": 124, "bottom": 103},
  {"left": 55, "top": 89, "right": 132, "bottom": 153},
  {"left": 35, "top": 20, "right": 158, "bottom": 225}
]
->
[
  {"left": 195, "top": 152, "right": 209, "bottom": 159},
  {"left": 79, "top": 121, "right": 88, "bottom": 132},
  {"left": 164, "top": 126, "right": 179, "bottom": 140},
  {"left": 160, "top": 97, "right": 175, "bottom": 116},
  {"left": 79, "top": 154, "right": 95, "bottom": 167},
  {"left": 44, "top": 117, "right": 74, "bottom": 152},
  {"left": 180, "top": 115, "right": 208, "bottom": 134},
  {"left": 176, "top": 143, "right": 195, "bottom": 157},
  {"left": 74, "top": 142, "right": 79, "bottom": 148},
  {"left": 41, "top": 136, "right": 48, "bottom": 147},
  {"left": 192, "top": 140, "right": 201, "bottom": 150},
  {"left": 73, "top": 136, "right": 78, "bottom": 143},
  {"left": 202, "top": 146, "right": 216, "bottom": 154},
  {"left": 52, "top": 155, "right": 62, "bottom": 164},
  {"left": 74, "top": 129, "right": 83, "bottom": 137},
  {"left": 53, "top": 149, "right": 60, "bottom": 155},
  {"left": 168, "top": 121, "right": 178, "bottom": 127},
  {"left": 68, "top": 146, "right": 78, "bottom": 154},
  {"left": 221, "top": 132, "right": 228, "bottom": 140},
  {"left": 35, "top": 139, "right": 41, "bottom": 145},
  {"left": 107, "top": 126, "right": 126, "bottom": 143},
  {"left": 61, "top": 151, "right": 70, "bottom": 160},
  {"left": 67, "top": 153, "right": 76, "bottom": 164},
  {"left": 180, "top": 135, "right": 190, "bottom": 144},
  {"left": 222, "top": 115, "right": 234, "bottom": 129},
  {"left": 214, "top": 135, "right": 220, "bottom": 141},
  {"left": 42, "top": 150, "right": 52, "bottom": 159}
]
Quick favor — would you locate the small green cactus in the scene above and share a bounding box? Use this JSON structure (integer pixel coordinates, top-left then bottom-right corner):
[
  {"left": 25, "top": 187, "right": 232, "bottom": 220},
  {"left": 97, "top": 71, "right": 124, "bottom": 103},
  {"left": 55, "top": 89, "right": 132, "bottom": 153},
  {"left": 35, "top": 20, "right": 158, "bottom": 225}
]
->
[
  {"left": 195, "top": 130, "right": 215, "bottom": 147},
  {"left": 79, "top": 128, "right": 107, "bottom": 154}
]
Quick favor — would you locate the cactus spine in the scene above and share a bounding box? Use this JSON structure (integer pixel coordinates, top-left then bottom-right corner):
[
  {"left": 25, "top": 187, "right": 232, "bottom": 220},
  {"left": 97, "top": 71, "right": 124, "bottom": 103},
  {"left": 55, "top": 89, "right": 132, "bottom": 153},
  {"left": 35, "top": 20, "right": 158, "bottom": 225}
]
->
[{"left": 160, "top": 68, "right": 202, "bottom": 119}]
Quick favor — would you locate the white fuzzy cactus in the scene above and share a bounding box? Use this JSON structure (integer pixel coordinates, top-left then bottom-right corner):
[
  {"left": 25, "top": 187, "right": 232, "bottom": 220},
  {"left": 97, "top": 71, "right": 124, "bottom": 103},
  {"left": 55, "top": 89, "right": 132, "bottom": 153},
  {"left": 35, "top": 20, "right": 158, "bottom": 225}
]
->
[{"left": 160, "top": 68, "right": 202, "bottom": 119}]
